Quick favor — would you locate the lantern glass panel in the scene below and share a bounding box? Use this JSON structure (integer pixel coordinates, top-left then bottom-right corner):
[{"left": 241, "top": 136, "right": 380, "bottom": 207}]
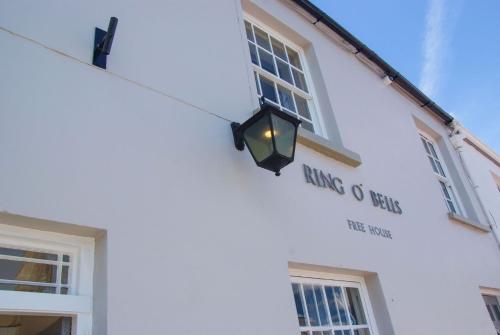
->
[
  {"left": 243, "top": 115, "right": 274, "bottom": 163},
  {"left": 271, "top": 114, "right": 296, "bottom": 159}
]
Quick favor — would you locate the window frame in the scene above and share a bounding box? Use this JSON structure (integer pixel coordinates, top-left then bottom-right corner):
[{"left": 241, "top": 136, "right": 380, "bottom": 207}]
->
[
  {"left": 0, "top": 223, "right": 94, "bottom": 334},
  {"left": 289, "top": 270, "right": 379, "bottom": 335},
  {"left": 419, "top": 133, "right": 464, "bottom": 216},
  {"left": 243, "top": 14, "right": 327, "bottom": 137}
]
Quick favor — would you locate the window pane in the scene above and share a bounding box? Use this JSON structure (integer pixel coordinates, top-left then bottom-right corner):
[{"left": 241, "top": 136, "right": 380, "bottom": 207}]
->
[
  {"left": 354, "top": 330, "right": 370, "bottom": 335},
  {"left": 435, "top": 160, "right": 446, "bottom": 177},
  {"left": 0, "top": 283, "right": 56, "bottom": 294},
  {"left": 493, "top": 304, "right": 500, "bottom": 320},
  {"left": 62, "top": 255, "right": 70, "bottom": 263},
  {"left": 427, "top": 142, "right": 439, "bottom": 159},
  {"left": 323, "top": 332, "right": 332, "bottom": 335},
  {"left": 244, "top": 21, "right": 254, "bottom": 42},
  {"left": 292, "top": 283, "right": 307, "bottom": 326},
  {"left": 334, "top": 287, "right": 349, "bottom": 325},
  {"left": 271, "top": 37, "right": 287, "bottom": 60},
  {"left": 334, "top": 332, "right": 343, "bottom": 335},
  {"left": 292, "top": 68, "right": 308, "bottom": 92},
  {"left": 314, "top": 285, "right": 329, "bottom": 325},
  {"left": 304, "top": 284, "right": 320, "bottom": 326},
  {"left": 428, "top": 157, "right": 439, "bottom": 174},
  {"left": 259, "top": 76, "right": 277, "bottom": 103},
  {"left": 325, "top": 286, "right": 340, "bottom": 325},
  {"left": 421, "top": 138, "right": 431, "bottom": 155},
  {"left": 345, "top": 287, "right": 367, "bottom": 325},
  {"left": 487, "top": 305, "right": 495, "bottom": 321},
  {"left": 287, "top": 46, "right": 302, "bottom": 69},
  {"left": 61, "top": 265, "right": 69, "bottom": 285},
  {"left": 440, "top": 181, "right": 451, "bottom": 200},
  {"left": 301, "top": 120, "right": 314, "bottom": 132},
  {"left": 294, "top": 94, "right": 312, "bottom": 120},
  {"left": 277, "top": 85, "right": 295, "bottom": 112},
  {"left": 312, "top": 332, "right": 322, "bottom": 335},
  {"left": 343, "top": 331, "right": 352, "bottom": 335},
  {"left": 447, "top": 200, "right": 456, "bottom": 214},
  {"left": 258, "top": 48, "right": 276, "bottom": 75},
  {"left": 0, "top": 247, "right": 58, "bottom": 261},
  {"left": 61, "top": 287, "right": 69, "bottom": 295},
  {"left": 301, "top": 332, "right": 309, "bottom": 335},
  {"left": 248, "top": 42, "right": 259, "bottom": 66},
  {"left": 0, "top": 259, "right": 57, "bottom": 283},
  {"left": 276, "top": 59, "right": 293, "bottom": 84},
  {"left": 254, "top": 26, "right": 271, "bottom": 51},
  {"left": 254, "top": 72, "right": 261, "bottom": 95}
]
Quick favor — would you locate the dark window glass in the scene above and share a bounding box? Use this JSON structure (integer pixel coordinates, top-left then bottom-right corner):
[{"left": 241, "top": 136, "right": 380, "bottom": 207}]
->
[
  {"left": 248, "top": 42, "right": 259, "bottom": 65},
  {"left": 334, "top": 287, "right": 349, "bottom": 325},
  {"left": 0, "top": 259, "right": 57, "bottom": 283},
  {"left": 325, "top": 286, "right": 340, "bottom": 325},
  {"left": 493, "top": 304, "right": 500, "bottom": 320},
  {"left": 254, "top": 72, "right": 261, "bottom": 95},
  {"left": 345, "top": 287, "right": 367, "bottom": 325},
  {"left": 301, "top": 120, "right": 314, "bottom": 133},
  {"left": 271, "top": 37, "right": 287, "bottom": 60},
  {"left": 259, "top": 76, "right": 277, "bottom": 103},
  {"left": 258, "top": 49, "right": 276, "bottom": 75},
  {"left": 292, "top": 283, "right": 307, "bottom": 326},
  {"left": 0, "top": 247, "right": 57, "bottom": 261},
  {"left": 314, "top": 285, "right": 329, "bottom": 325},
  {"left": 62, "top": 255, "right": 70, "bottom": 263},
  {"left": 287, "top": 47, "right": 302, "bottom": 69},
  {"left": 254, "top": 26, "right": 271, "bottom": 51},
  {"left": 292, "top": 68, "right": 308, "bottom": 92},
  {"left": 0, "top": 283, "right": 56, "bottom": 294},
  {"left": 61, "top": 265, "right": 69, "bottom": 285},
  {"left": 294, "top": 94, "right": 311, "bottom": 120},
  {"left": 304, "top": 284, "right": 320, "bottom": 326},
  {"left": 276, "top": 59, "right": 293, "bottom": 84},
  {"left": 244, "top": 21, "right": 254, "bottom": 42},
  {"left": 277, "top": 85, "right": 295, "bottom": 112}
]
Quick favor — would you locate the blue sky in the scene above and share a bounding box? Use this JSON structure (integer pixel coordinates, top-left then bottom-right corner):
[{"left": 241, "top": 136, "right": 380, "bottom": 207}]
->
[{"left": 311, "top": 0, "right": 500, "bottom": 153}]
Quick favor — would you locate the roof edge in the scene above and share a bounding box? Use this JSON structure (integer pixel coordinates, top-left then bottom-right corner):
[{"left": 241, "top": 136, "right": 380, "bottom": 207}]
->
[{"left": 290, "top": 0, "right": 454, "bottom": 125}]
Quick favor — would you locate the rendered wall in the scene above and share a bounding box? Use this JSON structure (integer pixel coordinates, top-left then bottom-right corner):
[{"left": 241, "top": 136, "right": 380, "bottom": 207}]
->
[{"left": 1, "top": 0, "right": 499, "bottom": 334}]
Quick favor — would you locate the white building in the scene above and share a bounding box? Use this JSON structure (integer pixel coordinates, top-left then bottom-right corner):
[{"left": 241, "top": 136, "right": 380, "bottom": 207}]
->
[{"left": 0, "top": 0, "right": 499, "bottom": 334}]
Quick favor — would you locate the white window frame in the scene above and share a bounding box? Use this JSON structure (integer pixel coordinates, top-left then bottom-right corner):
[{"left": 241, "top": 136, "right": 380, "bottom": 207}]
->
[
  {"left": 289, "top": 268, "right": 379, "bottom": 335},
  {"left": 0, "top": 223, "right": 94, "bottom": 335},
  {"left": 419, "top": 133, "right": 464, "bottom": 216},
  {"left": 243, "top": 14, "right": 327, "bottom": 137}
]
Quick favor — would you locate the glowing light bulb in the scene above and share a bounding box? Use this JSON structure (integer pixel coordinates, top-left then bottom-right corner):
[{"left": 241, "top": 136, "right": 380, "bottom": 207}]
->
[{"left": 264, "top": 130, "right": 279, "bottom": 139}]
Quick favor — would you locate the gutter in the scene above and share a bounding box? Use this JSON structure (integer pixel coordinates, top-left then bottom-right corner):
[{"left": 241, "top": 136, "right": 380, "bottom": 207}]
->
[{"left": 290, "top": 0, "right": 454, "bottom": 125}]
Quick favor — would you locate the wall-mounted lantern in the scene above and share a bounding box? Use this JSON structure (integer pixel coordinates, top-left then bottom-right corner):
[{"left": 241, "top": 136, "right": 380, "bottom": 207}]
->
[
  {"left": 231, "top": 102, "right": 301, "bottom": 176},
  {"left": 93, "top": 17, "right": 118, "bottom": 69}
]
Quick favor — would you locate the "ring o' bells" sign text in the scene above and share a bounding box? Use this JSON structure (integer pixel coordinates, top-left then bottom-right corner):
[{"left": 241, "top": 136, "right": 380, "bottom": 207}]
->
[{"left": 303, "top": 164, "right": 403, "bottom": 215}]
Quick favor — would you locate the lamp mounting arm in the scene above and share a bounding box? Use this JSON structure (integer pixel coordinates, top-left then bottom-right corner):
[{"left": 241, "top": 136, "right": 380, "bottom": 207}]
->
[
  {"left": 231, "top": 122, "right": 245, "bottom": 151},
  {"left": 93, "top": 17, "right": 118, "bottom": 69}
]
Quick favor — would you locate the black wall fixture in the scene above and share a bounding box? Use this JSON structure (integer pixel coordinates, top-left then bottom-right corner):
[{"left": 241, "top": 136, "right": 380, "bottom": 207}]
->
[
  {"left": 93, "top": 17, "right": 118, "bottom": 69},
  {"left": 231, "top": 100, "right": 301, "bottom": 176}
]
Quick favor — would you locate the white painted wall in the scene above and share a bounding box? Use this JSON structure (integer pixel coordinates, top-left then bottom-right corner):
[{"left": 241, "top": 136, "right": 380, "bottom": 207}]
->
[{"left": 0, "top": 0, "right": 499, "bottom": 334}]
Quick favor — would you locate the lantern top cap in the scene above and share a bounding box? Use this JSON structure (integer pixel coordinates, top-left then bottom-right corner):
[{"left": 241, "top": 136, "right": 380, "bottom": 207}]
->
[{"left": 237, "top": 103, "right": 302, "bottom": 133}]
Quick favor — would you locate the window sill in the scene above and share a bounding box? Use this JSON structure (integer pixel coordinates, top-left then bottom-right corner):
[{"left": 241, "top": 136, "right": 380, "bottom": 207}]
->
[
  {"left": 297, "top": 128, "right": 362, "bottom": 167},
  {"left": 448, "top": 212, "right": 491, "bottom": 232}
]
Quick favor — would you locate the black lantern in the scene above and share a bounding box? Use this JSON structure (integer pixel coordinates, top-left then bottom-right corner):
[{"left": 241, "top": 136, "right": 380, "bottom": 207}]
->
[{"left": 231, "top": 102, "right": 301, "bottom": 176}]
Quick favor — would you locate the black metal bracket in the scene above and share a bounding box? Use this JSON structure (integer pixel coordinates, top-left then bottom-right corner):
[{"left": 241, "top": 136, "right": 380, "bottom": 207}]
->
[
  {"left": 231, "top": 122, "right": 244, "bottom": 151},
  {"left": 93, "top": 17, "right": 118, "bottom": 69}
]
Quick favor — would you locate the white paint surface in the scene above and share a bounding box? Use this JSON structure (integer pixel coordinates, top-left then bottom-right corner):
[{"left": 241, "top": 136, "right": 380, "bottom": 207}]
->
[{"left": 0, "top": 0, "right": 499, "bottom": 334}]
